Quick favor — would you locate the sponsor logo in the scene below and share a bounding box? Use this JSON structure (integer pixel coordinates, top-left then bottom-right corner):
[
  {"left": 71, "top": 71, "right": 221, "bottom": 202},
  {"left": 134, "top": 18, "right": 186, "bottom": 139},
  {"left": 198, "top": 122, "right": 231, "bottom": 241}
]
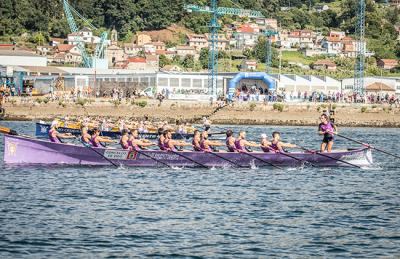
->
[
  {"left": 40, "top": 126, "right": 48, "bottom": 133},
  {"left": 103, "top": 150, "right": 129, "bottom": 160},
  {"left": 127, "top": 151, "right": 138, "bottom": 160},
  {"left": 6, "top": 141, "right": 17, "bottom": 156}
]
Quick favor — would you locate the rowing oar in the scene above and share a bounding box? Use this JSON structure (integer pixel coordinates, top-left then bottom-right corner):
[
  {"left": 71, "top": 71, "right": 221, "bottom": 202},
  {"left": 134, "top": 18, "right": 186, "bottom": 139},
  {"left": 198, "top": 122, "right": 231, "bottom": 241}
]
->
[
  {"left": 274, "top": 149, "right": 319, "bottom": 168},
  {"left": 0, "top": 126, "right": 18, "bottom": 135},
  {"left": 239, "top": 151, "right": 282, "bottom": 169},
  {"left": 296, "top": 145, "right": 361, "bottom": 169},
  {"left": 169, "top": 150, "right": 209, "bottom": 168},
  {"left": 336, "top": 133, "right": 400, "bottom": 160},
  {"left": 134, "top": 149, "right": 173, "bottom": 168},
  {"left": 81, "top": 141, "right": 119, "bottom": 168},
  {"left": 206, "top": 151, "right": 247, "bottom": 168}
]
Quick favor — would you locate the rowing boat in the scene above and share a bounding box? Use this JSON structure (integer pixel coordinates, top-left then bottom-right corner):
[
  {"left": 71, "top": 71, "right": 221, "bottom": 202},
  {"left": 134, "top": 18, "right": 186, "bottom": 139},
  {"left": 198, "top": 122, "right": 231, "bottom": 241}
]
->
[
  {"left": 35, "top": 122, "right": 194, "bottom": 140},
  {"left": 3, "top": 134, "right": 373, "bottom": 167}
]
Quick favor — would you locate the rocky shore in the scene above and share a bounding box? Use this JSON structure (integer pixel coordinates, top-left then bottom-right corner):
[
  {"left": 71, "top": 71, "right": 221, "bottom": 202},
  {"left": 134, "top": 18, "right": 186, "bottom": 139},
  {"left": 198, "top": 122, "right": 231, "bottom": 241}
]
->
[{"left": 1, "top": 99, "right": 399, "bottom": 128}]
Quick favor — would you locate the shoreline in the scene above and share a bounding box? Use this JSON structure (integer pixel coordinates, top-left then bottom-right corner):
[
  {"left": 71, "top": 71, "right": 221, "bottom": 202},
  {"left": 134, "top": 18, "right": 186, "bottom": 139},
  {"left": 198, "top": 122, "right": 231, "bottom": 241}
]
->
[{"left": 1, "top": 99, "right": 399, "bottom": 128}]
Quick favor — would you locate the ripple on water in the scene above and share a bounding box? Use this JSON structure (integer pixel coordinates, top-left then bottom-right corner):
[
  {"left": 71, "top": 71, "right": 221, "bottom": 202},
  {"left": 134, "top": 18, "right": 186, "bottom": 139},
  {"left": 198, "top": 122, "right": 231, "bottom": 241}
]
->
[{"left": 0, "top": 123, "right": 399, "bottom": 257}]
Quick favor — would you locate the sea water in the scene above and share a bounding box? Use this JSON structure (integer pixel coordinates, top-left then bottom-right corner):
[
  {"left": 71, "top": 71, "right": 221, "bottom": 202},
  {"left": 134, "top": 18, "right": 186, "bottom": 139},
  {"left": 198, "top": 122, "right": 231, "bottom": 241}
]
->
[{"left": 0, "top": 121, "right": 399, "bottom": 258}]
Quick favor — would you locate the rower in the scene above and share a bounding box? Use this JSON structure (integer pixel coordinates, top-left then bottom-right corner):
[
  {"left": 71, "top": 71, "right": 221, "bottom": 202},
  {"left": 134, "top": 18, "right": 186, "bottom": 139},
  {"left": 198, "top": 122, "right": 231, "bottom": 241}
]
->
[
  {"left": 192, "top": 130, "right": 202, "bottom": 151},
  {"left": 234, "top": 131, "right": 260, "bottom": 152},
  {"left": 80, "top": 126, "right": 92, "bottom": 144},
  {"left": 318, "top": 114, "right": 338, "bottom": 153},
  {"left": 48, "top": 120, "right": 74, "bottom": 143},
  {"left": 226, "top": 129, "right": 236, "bottom": 152},
  {"left": 128, "top": 128, "right": 155, "bottom": 151},
  {"left": 120, "top": 129, "right": 130, "bottom": 150},
  {"left": 91, "top": 128, "right": 114, "bottom": 148},
  {"left": 200, "top": 131, "right": 224, "bottom": 152},
  {"left": 157, "top": 128, "right": 167, "bottom": 150},
  {"left": 260, "top": 134, "right": 272, "bottom": 152},
  {"left": 267, "top": 131, "right": 297, "bottom": 152},
  {"left": 163, "top": 129, "right": 191, "bottom": 151}
]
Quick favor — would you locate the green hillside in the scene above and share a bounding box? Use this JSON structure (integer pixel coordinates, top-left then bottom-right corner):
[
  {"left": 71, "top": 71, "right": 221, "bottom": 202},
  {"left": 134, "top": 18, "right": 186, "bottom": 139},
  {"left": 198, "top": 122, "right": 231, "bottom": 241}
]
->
[{"left": 0, "top": 0, "right": 399, "bottom": 59}]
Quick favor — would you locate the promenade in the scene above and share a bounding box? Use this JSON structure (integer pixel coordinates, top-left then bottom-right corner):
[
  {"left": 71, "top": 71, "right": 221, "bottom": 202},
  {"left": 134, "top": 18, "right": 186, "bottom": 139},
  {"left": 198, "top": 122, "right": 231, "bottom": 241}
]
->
[{"left": 1, "top": 97, "right": 399, "bottom": 127}]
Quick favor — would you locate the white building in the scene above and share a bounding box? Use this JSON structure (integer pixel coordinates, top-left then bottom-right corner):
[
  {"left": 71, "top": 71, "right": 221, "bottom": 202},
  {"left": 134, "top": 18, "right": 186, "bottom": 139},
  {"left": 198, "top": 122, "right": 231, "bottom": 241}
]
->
[
  {"left": 0, "top": 50, "right": 47, "bottom": 67},
  {"left": 341, "top": 76, "right": 400, "bottom": 96}
]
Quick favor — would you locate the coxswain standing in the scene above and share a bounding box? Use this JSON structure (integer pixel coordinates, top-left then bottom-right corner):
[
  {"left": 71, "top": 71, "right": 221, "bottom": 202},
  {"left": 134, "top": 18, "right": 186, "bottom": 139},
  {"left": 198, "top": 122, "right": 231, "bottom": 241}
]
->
[
  {"left": 234, "top": 131, "right": 260, "bottom": 152},
  {"left": 48, "top": 120, "right": 75, "bottom": 143},
  {"left": 200, "top": 131, "right": 224, "bottom": 152},
  {"left": 318, "top": 114, "right": 338, "bottom": 153}
]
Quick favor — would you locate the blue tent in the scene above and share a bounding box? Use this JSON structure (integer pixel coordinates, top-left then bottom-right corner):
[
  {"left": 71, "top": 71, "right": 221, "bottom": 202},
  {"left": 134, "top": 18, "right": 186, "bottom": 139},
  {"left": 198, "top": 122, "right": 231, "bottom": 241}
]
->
[{"left": 228, "top": 72, "right": 276, "bottom": 99}]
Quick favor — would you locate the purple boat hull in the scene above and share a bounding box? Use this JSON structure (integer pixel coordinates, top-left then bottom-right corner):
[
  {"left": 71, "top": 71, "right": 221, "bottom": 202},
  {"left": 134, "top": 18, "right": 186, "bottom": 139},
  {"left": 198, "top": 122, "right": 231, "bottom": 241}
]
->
[{"left": 3, "top": 135, "right": 373, "bottom": 168}]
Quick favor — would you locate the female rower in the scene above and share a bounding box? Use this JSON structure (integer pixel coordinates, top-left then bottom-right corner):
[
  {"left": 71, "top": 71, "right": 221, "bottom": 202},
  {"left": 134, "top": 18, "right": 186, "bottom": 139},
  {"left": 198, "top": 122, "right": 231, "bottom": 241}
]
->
[
  {"left": 235, "top": 131, "right": 260, "bottom": 152},
  {"left": 192, "top": 130, "right": 202, "bottom": 151},
  {"left": 91, "top": 128, "right": 114, "bottom": 148},
  {"left": 48, "top": 120, "right": 74, "bottom": 143},
  {"left": 200, "top": 131, "right": 224, "bottom": 152},
  {"left": 163, "top": 130, "right": 191, "bottom": 151},
  {"left": 260, "top": 134, "right": 272, "bottom": 152},
  {"left": 226, "top": 129, "right": 236, "bottom": 152},
  {"left": 128, "top": 129, "right": 155, "bottom": 151},
  {"left": 80, "top": 126, "right": 92, "bottom": 145},
  {"left": 318, "top": 114, "right": 338, "bottom": 153},
  {"left": 267, "top": 131, "right": 297, "bottom": 152}
]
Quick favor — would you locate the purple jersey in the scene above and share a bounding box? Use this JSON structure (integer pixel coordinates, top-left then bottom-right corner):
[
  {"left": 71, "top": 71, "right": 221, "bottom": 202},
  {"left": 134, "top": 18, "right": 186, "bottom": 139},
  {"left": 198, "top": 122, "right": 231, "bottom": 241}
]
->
[
  {"left": 48, "top": 129, "right": 60, "bottom": 143},
  {"left": 234, "top": 139, "right": 245, "bottom": 151},
  {"left": 91, "top": 135, "right": 100, "bottom": 148}
]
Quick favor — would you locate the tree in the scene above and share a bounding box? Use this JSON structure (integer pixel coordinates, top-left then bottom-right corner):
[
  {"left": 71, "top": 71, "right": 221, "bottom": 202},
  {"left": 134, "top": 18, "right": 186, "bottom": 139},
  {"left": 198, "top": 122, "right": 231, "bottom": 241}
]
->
[
  {"left": 199, "top": 48, "right": 209, "bottom": 69},
  {"left": 182, "top": 55, "right": 194, "bottom": 69},
  {"left": 159, "top": 54, "right": 172, "bottom": 68}
]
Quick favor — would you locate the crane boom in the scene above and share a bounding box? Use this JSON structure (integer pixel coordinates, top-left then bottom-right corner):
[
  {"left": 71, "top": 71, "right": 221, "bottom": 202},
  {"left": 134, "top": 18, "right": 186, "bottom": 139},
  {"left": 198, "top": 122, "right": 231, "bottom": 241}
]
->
[
  {"left": 63, "top": 0, "right": 92, "bottom": 67},
  {"left": 185, "top": 4, "right": 264, "bottom": 18},
  {"left": 185, "top": 1, "right": 264, "bottom": 97}
]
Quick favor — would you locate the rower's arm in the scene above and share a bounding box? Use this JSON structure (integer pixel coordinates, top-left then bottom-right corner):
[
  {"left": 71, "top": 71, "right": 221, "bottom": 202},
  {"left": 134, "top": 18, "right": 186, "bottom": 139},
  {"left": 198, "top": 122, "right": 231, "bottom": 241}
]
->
[
  {"left": 245, "top": 140, "right": 260, "bottom": 147},
  {"left": 58, "top": 133, "right": 75, "bottom": 139},
  {"left": 98, "top": 136, "right": 114, "bottom": 143},
  {"left": 208, "top": 140, "right": 224, "bottom": 146},
  {"left": 137, "top": 140, "right": 156, "bottom": 147},
  {"left": 280, "top": 142, "right": 297, "bottom": 148}
]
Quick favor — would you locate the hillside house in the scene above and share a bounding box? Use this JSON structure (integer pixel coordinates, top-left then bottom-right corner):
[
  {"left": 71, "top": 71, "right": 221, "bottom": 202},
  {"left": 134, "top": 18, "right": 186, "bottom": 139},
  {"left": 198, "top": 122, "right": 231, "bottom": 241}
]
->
[
  {"left": 137, "top": 34, "right": 152, "bottom": 46},
  {"left": 176, "top": 45, "right": 196, "bottom": 58},
  {"left": 233, "top": 24, "right": 261, "bottom": 49},
  {"left": 377, "top": 59, "right": 399, "bottom": 70},
  {"left": 188, "top": 34, "right": 208, "bottom": 51},
  {"left": 205, "top": 34, "right": 229, "bottom": 51},
  {"left": 312, "top": 60, "right": 337, "bottom": 71},
  {"left": 290, "top": 30, "right": 315, "bottom": 49},
  {"left": 124, "top": 43, "right": 143, "bottom": 56},
  {"left": 241, "top": 60, "right": 257, "bottom": 71}
]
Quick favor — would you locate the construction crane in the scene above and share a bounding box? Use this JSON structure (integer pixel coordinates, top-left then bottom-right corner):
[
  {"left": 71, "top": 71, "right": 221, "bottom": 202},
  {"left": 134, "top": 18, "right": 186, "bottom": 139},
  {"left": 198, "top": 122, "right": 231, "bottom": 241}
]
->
[
  {"left": 353, "top": 0, "right": 366, "bottom": 95},
  {"left": 62, "top": 0, "right": 108, "bottom": 68},
  {"left": 185, "top": 2, "right": 264, "bottom": 98},
  {"left": 264, "top": 30, "right": 278, "bottom": 74}
]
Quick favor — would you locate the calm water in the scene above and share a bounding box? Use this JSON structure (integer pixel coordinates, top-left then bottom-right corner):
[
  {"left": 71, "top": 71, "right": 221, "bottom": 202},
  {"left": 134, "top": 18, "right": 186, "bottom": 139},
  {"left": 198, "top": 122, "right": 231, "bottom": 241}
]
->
[{"left": 0, "top": 121, "right": 399, "bottom": 258}]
